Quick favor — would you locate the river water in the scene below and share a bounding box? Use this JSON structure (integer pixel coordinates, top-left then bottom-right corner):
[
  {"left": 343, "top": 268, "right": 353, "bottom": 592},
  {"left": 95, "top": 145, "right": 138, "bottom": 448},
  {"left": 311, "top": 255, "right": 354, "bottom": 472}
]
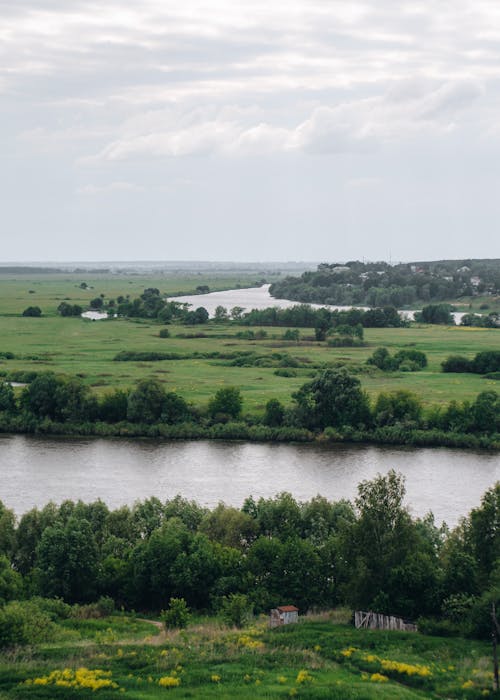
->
[
  {"left": 172, "top": 284, "right": 466, "bottom": 323},
  {"left": 1, "top": 434, "right": 499, "bottom": 526}
]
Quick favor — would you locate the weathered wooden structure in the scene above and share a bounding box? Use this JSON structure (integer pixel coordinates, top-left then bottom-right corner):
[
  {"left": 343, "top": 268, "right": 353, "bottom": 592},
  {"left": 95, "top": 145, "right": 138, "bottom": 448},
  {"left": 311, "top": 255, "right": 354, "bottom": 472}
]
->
[
  {"left": 354, "top": 610, "right": 417, "bottom": 633},
  {"left": 269, "top": 605, "right": 299, "bottom": 628}
]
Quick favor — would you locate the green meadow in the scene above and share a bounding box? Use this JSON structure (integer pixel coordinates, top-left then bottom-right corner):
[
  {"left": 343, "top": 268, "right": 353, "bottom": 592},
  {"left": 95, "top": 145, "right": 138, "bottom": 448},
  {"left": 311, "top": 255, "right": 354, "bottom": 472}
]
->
[
  {"left": 0, "top": 612, "right": 496, "bottom": 699},
  {"left": 0, "top": 272, "right": 499, "bottom": 414}
]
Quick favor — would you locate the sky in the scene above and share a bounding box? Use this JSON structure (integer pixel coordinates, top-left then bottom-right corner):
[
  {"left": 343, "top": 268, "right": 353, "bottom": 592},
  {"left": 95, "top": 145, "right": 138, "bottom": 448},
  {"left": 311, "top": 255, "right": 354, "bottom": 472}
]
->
[{"left": 2, "top": 0, "right": 500, "bottom": 262}]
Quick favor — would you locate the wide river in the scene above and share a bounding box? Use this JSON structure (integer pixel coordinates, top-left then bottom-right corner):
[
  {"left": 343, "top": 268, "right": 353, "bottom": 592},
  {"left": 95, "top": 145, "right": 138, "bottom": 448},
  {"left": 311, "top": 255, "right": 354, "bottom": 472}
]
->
[{"left": 1, "top": 434, "right": 499, "bottom": 526}]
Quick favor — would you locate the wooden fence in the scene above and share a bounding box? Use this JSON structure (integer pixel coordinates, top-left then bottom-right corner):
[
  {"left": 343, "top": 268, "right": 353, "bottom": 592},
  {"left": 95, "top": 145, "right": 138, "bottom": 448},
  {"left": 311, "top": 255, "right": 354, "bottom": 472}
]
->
[{"left": 354, "top": 610, "right": 417, "bottom": 633}]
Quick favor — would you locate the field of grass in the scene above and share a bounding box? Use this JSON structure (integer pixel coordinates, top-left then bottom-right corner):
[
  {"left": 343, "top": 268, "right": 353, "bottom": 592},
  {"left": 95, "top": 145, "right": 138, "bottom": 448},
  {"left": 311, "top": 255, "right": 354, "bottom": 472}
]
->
[
  {"left": 0, "top": 612, "right": 496, "bottom": 698},
  {"left": 0, "top": 273, "right": 499, "bottom": 414}
]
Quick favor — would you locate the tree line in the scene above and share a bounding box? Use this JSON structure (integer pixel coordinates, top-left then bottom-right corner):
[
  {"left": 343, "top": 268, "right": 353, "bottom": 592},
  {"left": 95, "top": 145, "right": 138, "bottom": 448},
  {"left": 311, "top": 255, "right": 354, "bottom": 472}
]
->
[
  {"left": 0, "top": 368, "right": 499, "bottom": 445},
  {"left": 2, "top": 471, "right": 500, "bottom": 645},
  {"left": 269, "top": 259, "right": 500, "bottom": 308}
]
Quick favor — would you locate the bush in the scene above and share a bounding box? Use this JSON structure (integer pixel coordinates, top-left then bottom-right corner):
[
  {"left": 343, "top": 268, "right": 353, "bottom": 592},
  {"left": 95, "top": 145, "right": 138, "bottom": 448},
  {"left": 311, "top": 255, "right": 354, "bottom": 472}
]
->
[
  {"left": 0, "top": 600, "right": 54, "bottom": 648},
  {"left": 22, "top": 306, "right": 42, "bottom": 317},
  {"left": 393, "top": 349, "right": 427, "bottom": 369},
  {"left": 441, "top": 355, "right": 473, "bottom": 373},
  {"left": 208, "top": 387, "right": 242, "bottom": 419},
  {"left": 274, "top": 368, "right": 297, "bottom": 377},
  {"left": 220, "top": 593, "right": 252, "bottom": 628},
  {"left": 263, "top": 399, "right": 285, "bottom": 427},
  {"left": 161, "top": 597, "right": 191, "bottom": 629},
  {"left": 158, "top": 328, "right": 170, "bottom": 338}
]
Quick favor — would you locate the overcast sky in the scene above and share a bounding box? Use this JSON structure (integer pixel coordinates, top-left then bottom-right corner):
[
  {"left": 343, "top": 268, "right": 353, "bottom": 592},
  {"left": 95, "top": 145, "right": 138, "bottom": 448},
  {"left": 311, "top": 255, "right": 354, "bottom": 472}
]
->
[{"left": 2, "top": 1, "right": 500, "bottom": 262}]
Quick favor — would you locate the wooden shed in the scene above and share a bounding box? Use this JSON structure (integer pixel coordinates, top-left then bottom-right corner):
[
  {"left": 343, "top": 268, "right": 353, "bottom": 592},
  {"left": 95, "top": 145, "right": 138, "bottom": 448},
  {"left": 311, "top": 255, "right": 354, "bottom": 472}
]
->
[{"left": 269, "top": 605, "right": 299, "bottom": 628}]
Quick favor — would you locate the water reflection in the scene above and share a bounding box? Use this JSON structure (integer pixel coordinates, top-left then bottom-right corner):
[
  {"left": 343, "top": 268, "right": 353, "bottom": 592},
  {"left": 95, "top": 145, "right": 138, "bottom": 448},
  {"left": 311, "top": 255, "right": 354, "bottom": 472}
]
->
[{"left": 1, "top": 434, "right": 499, "bottom": 526}]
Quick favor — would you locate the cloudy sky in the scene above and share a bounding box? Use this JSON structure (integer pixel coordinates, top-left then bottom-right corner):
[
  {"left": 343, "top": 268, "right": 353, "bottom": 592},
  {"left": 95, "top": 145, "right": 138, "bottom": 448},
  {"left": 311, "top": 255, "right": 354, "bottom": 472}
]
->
[{"left": 2, "top": 0, "right": 500, "bottom": 262}]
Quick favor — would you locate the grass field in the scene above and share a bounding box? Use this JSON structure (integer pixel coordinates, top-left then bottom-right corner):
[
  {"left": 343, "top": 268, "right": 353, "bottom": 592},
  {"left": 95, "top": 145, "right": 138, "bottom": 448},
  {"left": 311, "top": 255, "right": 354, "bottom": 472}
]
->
[
  {"left": 0, "top": 273, "right": 499, "bottom": 414},
  {"left": 0, "top": 612, "right": 495, "bottom": 698}
]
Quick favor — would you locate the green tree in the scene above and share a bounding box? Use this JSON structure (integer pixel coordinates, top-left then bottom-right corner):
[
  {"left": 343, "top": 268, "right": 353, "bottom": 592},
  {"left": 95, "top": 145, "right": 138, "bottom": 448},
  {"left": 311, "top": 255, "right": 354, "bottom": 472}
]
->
[
  {"left": 220, "top": 593, "right": 251, "bottom": 627},
  {"left": 162, "top": 392, "right": 191, "bottom": 424},
  {"left": 293, "top": 368, "right": 370, "bottom": 430},
  {"left": 127, "top": 378, "right": 166, "bottom": 423},
  {"left": 373, "top": 390, "right": 423, "bottom": 427},
  {"left": 0, "top": 556, "right": 22, "bottom": 604},
  {"left": 0, "top": 382, "right": 16, "bottom": 413},
  {"left": 36, "top": 516, "right": 98, "bottom": 603},
  {"left": 214, "top": 306, "right": 229, "bottom": 321},
  {"left": 263, "top": 398, "right": 285, "bottom": 427},
  {"left": 208, "top": 386, "right": 243, "bottom": 419},
  {"left": 22, "top": 306, "right": 42, "bottom": 317},
  {"left": 99, "top": 389, "right": 129, "bottom": 422},
  {"left": 161, "top": 597, "right": 191, "bottom": 629}
]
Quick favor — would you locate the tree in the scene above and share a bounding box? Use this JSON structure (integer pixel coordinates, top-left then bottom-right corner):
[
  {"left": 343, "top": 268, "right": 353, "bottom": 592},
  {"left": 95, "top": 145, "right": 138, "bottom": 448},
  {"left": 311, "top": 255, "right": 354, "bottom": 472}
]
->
[
  {"left": 214, "top": 306, "right": 229, "bottom": 322},
  {"left": 345, "top": 470, "right": 421, "bottom": 612},
  {"left": 36, "top": 516, "right": 98, "bottom": 602},
  {"left": 263, "top": 398, "right": 285, "bottom": 427},
  {"left": 162, "top": 392, "right": 191, "bottom": 424},
  {"left": 161, "top": 597, "right": 191, "bottom": 629},
  {"left": 373, "top": 391, "right": 423, "bottom": 427},
  {"left": 99, "top": 389, "right": 129, "bottom": 422},
  {"left": 293, "top": 368, "right": 370, "bottom": 430},
  {"left": 208, "top": 387, "right": 242, "bottom": 419},
  {"left": 0, "top": 381, "right": 16, "bottom": 413},
  {"left": 22, "top": 306, "right": 41, "bottom": 317},
  {"left": 220, "top": 593, "right": 251, "bottom": 627},
  {"left": 127, "top": 378, "right": 166, "bottom": 423},
  {"left": 416, "top": 304, "right": 454, "bottom": 325},
  {"left": 0, "top": 555, "right": 22, "bottom": 604},
  {"left": 57, "top": 302, "right": 83, "bottom": 317}
]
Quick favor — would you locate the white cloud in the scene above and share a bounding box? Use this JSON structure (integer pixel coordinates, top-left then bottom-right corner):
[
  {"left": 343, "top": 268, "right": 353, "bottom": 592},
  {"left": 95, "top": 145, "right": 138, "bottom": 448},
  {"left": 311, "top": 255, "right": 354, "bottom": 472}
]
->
[
  {"left": 76, "top": 181, "right": 144, "bottom": 195},
  {"left": 80, "top": 78, "right": 483, "bottom": 162}
]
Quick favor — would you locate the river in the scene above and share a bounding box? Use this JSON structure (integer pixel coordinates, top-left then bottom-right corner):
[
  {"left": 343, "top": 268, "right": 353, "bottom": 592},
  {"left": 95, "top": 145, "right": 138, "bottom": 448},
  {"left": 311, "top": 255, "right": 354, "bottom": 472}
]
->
[
  {"left": 172, "top": 284, "right": 466, "bottom": 323},
  {"left": 1, "top": 434, "right": 499, "bottom": 526}
]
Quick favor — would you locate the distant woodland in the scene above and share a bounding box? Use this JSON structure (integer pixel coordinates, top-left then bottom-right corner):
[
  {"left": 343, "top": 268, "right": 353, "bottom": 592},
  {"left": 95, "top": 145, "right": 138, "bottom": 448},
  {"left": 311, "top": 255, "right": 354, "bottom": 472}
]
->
[{"left": 270, "top": 259, "right": 500, "bottom": 307}]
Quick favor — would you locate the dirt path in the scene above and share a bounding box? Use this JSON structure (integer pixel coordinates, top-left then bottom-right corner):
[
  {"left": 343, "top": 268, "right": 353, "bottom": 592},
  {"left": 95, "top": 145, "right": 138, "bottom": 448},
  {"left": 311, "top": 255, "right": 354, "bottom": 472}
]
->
[{"left": 138, "top": 619, "right": 166, "bottom": 645}]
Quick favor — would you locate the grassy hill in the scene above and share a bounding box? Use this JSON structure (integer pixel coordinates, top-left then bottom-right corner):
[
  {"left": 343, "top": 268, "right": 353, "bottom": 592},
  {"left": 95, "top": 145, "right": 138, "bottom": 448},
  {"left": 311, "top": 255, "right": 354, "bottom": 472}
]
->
[{"left": 0, "top": 611, "right": 496, "bottom": 698}]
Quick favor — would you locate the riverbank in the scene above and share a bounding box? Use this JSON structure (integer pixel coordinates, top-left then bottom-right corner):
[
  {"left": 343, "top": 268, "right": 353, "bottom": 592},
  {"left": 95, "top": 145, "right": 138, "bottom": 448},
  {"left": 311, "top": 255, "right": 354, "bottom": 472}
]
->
[{"left": 1, "top": 415, "right": 498, "bottom": 450}]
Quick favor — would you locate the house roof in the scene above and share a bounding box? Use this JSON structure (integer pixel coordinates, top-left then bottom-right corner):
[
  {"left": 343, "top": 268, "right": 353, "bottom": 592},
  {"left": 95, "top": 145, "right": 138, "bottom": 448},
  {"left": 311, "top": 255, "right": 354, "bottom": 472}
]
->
[{"left": 277, "top": 605, "right": 299, "bottom": 612}]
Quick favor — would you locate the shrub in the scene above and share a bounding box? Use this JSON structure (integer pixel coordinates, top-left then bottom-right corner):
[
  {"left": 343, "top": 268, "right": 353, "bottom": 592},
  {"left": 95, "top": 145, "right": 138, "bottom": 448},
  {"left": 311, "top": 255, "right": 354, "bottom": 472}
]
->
[
  {"left": 208, "top": 387, "right": 242, "bottom": 419},
  {"left": 441, "top": 355, "right": 473, "bottom": 373},
  {"left": 161, "top": 597, "right": 191, "bottom": 629},
  {"left": 0, "top": 600, "right": 54, "bottom": 648},
  {"left": 158, "top": 328, "right": 170, "bottom": 338},
  {"left": 263, "top": 399, "right": 285, "bottom": 427},
  {"left": 22, "top": 306, "right": 42, "bottom": 317},
  {"left": 220, "top": 593, "right": 252, "bottom": 628},
  {"left": 274, "top": 368, "right": 297, "bottom": 377}
]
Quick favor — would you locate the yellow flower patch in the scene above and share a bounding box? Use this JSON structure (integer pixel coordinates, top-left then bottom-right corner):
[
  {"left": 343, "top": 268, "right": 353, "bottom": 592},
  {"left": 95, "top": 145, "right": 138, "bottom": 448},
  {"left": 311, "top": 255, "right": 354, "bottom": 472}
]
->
[{"left": 26, "top": 668, "right": 118, "bottom": 691}]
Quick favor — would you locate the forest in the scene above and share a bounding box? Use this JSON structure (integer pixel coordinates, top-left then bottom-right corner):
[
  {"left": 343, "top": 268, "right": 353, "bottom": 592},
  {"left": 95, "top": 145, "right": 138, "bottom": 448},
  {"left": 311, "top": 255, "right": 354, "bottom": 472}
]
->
[{"left": 270, "top": 259, "right": 500, "bottom": 307}]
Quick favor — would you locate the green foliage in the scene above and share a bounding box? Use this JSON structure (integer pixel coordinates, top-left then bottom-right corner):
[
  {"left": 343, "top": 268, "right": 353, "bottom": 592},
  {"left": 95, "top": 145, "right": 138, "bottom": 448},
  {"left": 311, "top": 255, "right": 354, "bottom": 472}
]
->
[
  {"left": 0, "top": 381, "right": 16, "bottom": 413},
  {"left": 416, "top": 304, "right": 454, "bottom": 324},
  {"left": 373, "top": 391, "right": 423, "bottom": 427},
  {"left": 293, "top": 368, "right": 371, "bottom": 430},
  {"left": 21, "top": 306, "right": 42, "bottom": 317},
  {"left": 368, "top": 348, "right": 427, "bottom": 372},
  {"left": 220, "top": 593, "right": 252, "bottom": 627},
  {"left": 161, "top": 597, "right": 191, "bottom": 629},
  {"left": 36, "top": 516, "right": 99, "bottom": 603},
  {"left": 0, "top": 555, "right": 22, "bottom": 604},
  {"left": 158, "top": 327, "right": 170, "bottom": 337},
  {"left": 57, "top": 301, "right": 83, "bottom": 317},
  {"left": 99, "top": 388, "right": 129, "bottom": 422},
  {"left": 127, "top": 378, "right": 166, "bottom": 423},
  {"left": 0, "top": 600, "right": 54, "bottom": 648},
  {"left": 208, "top": 386, "right": 243, "bottom": 419},
  {"left": 263, "top": 398, "right": 285, "bottom": 427}
]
